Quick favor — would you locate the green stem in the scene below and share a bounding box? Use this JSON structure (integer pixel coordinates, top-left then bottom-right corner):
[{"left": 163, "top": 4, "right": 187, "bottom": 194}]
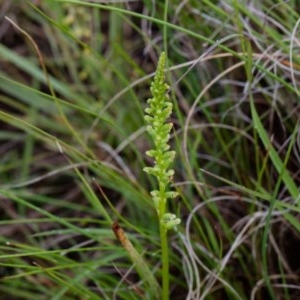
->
[{"left": 160, "top": 221, "right": 169, "bottom": 300}]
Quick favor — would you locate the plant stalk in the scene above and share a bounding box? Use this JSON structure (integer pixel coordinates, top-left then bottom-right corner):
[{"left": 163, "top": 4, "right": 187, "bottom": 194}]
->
[{"left": 160, "top": 222, "right": 169, "bottom": 300}]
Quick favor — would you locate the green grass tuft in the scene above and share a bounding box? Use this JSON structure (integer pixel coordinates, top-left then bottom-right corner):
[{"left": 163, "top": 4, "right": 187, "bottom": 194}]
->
[{"left": 1, "top": 1, "right": 300, "bottom": 299}]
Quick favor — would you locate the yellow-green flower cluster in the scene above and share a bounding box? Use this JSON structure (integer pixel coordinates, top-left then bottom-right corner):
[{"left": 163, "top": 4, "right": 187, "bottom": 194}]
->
[{"left": 144, "top": 52, "right": 180, "bottom": 230}]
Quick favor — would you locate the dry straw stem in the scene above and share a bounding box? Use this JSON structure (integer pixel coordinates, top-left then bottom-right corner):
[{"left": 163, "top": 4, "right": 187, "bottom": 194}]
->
[{"left": 112, "top": 222, "right": 161, "bottom": 299}]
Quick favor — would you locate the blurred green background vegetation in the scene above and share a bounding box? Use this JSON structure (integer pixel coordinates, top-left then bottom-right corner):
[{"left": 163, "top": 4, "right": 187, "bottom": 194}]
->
[{"left": 1, "top": 1, "right": 300, "bottom": 299}]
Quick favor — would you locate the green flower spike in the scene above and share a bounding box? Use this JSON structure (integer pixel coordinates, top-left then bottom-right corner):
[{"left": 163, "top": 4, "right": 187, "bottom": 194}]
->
[{"left": 143, "top": 52, "right": 180, "bottom": 231}]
